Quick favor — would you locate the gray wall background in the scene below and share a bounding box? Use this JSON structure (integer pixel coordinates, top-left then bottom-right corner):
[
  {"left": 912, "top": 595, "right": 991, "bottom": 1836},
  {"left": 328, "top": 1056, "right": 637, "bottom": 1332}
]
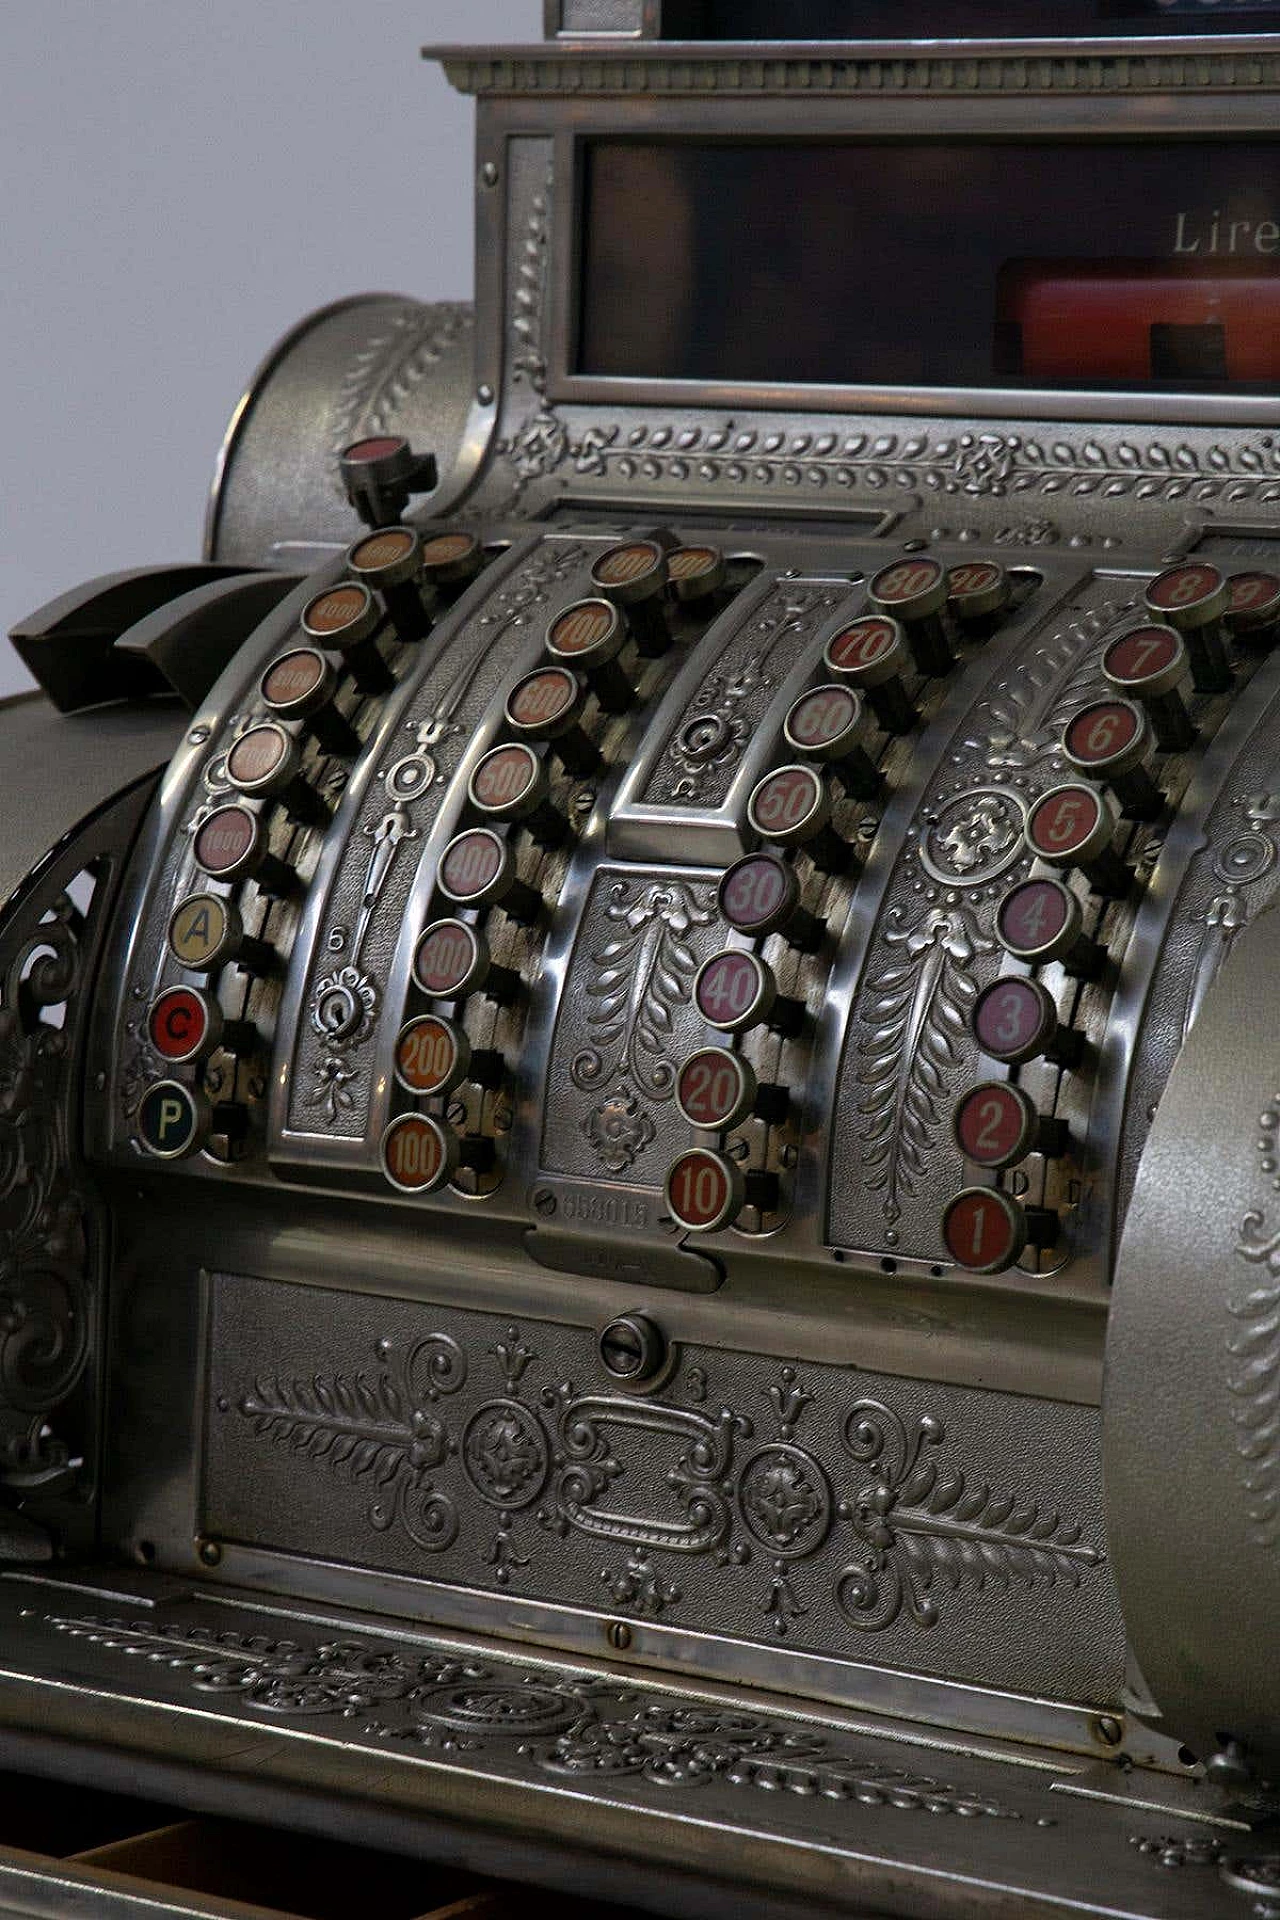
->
[{"left": 1, "top": 2, "right": 527, "bottom": 699}]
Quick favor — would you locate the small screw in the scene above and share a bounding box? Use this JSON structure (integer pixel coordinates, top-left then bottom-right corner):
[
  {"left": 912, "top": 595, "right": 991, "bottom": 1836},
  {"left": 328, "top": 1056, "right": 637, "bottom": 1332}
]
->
[
  {"left": 478, "top": 383, "right": 495, "bottom": 406},
  {"left": 446, "top": 1099, "right": 467, "bottom": 1127},
  {"left": 532, "top": 1186, "right": 557, "bottom": 1218},
  {"left": 197, "top": 1538, "right": 222, "bottom": 1568},
  {"left": 599, "top": 1314, "right": 665, "bottom": 1384},
  {"left": 606, "top": 1621, "right": 632, "bottom": 1651},
  {"left": 481, "top": 161, "right": 499, "bottom": 187},
  {"left": 188, "top": 725, "right": 211, "bottom": 745},
  {"left": 1094, "top": 1715, "right": 1123, "bottom": 1747}
]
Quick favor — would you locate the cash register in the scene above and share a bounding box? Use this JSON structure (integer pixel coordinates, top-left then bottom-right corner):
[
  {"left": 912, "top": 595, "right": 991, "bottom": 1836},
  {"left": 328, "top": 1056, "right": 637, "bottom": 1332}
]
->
[{"left": 5, "top": 2, "right": 1280, "bottom": 1913}]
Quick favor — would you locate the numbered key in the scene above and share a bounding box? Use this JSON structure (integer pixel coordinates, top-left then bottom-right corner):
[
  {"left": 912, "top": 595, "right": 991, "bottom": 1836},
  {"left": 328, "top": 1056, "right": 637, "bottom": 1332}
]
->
[
  {"left": 868, "top": 556, "right": 952, "bottom": 675},
  {"left": 468, "top": 743, "right": 568, "bottom": 847},
  {"left": 953, "top": 1081, "right": 1067, "bottom": 1170},
  {"left": 676, "top": 1046, "right": 788, "bottom": 1131},
  {"left": 436, "top": 828, "right": 541, "bottom": 924},
  {"left": 694, "top": 949, "right": 804, "bottom": 1039},
  {"left": 1226, "top": 570, "right": 1280, "bottom": 646},
  {"left": 947, "top": 559, "right": 1011, "bottom": 638},
  {"left": 505, "top": 665, "right": 602, "bottom": 777},
  {"left": 747, "top": 765, "right": 854, "bottom": 875},
  {"left": 995, "top": 878, "right": 1102, "bottom": 979},
  {"left": 1101, "top": 625, "right": 1194, "bottom": 754},
  {"left": 783, "top": 684, "right": 880, "bottom": 798},
  {"left": 1144, "top": 562, "right": 1231, "bottom": 694},
  {"left": 1026, "top": 784, "right": 1128, "bottom": 897},
  {"left": 380, "top": 1112, "right": 459, "bottom": 1194},
  {"left": 823, "top": 616, "right": 916, "bottom": 734},
  {"left": 718, "top": 852, "right": 824, "bottom": 952},
  {"left": 301, "top": 581, "right": 393, "bottom": 695},
  {"left": 1061, "top": 700, "right": 1162, "bottom": 820},
  {"left": 413, "top": 918, "right": 519, "bottom": 1006},
  {"left": 972, "top": 976, "right": 1083, "bottom": 1069},
  {"left": 591, "top": 540, "right": 671, "bottom": 655},
  {"left": 942, "top": 1188, "right": 1029, "bottom": 1274},
  {"left": 665, "top": 1146, "right": 746, "bottom": 1234},
  {"left": 546, "top": 599, "right": 633, "bottom": 713}
]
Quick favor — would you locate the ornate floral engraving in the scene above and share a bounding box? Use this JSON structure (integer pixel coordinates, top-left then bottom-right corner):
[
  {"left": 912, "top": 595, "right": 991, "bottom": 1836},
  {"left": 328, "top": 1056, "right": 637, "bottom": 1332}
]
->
[
  {"left": 920, "top": 788, "right": 1027, "bottom": 886},
  {"left": 669, "top": 656, "right": 776, "bottom": 800},
  {"left": 35, "top": 1606, "right": 1027, "bottom": 1820},
  {"left": 601, "top": 1550, "right": 683, "bottom": 1617},
  {"left": 539, "top": 1390, "right": 749, "bottom": 1555},
  {"left": 974, "top": 599, "right": 1135, "bottom": 772},
  {"left": 227, "top": 1334, "right": 466, "bottom": 1554},
  {"left": 571, "top": 879, "right": 716, "bottom": 1174},
  {"left": 1229, "top": 1098, "right": 1280, "bottom": 1551},
  {"left": 836, "top": 1401, "right": 1103, "bottom": 1633},
  {"left": 1129, "top": 1833, "right": 1226, "bottom": 1872},
  {"left": 1185, "top": 793, "right": 1280, "bottom": 1042},
  {"left": 739, "top": 1446, "right": 833, "bottom": 1559},
  {"left": 857, "top": 901, "right": 997, "bottom": 1226},
  {"left": 328, "top": 300, "right": 473, "bottom": 496},
  {"left": 462, "top": 1401, "right": 550, "bottom": 1510}
]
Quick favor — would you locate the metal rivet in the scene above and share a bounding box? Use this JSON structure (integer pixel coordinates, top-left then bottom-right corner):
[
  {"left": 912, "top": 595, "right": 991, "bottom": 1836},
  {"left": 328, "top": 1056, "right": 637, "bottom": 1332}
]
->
[
  {"left": 197, "top": 1537, "right": 222, "bottom": 1568},
  {"left": 477, "top": 383, "right": 495, "bottom": 406},
  {"left": 481, "top": 161, "right": 499, "bottom": 187},
  {"left": 1094, "top": 1715, "right": 1124, "bottom": 1747}
]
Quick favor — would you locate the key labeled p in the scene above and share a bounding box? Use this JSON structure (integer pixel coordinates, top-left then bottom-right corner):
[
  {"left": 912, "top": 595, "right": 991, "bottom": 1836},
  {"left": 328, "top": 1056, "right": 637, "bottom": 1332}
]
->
[{"left": 137, "top": 1080, "right": 207, "bottom": 1160}]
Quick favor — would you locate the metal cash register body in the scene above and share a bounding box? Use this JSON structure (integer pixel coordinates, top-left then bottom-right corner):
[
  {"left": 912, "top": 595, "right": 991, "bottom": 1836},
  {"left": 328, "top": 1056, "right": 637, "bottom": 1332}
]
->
[{"left": 5, "top": 3, "right": 1280, "bottom": 1912}]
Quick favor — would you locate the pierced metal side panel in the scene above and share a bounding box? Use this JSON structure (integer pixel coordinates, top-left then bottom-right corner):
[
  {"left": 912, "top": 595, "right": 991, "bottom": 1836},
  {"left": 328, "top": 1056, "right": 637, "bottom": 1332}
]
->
[{"left": 201, "top": 1273, "right": 1122, "bottom": 1714}]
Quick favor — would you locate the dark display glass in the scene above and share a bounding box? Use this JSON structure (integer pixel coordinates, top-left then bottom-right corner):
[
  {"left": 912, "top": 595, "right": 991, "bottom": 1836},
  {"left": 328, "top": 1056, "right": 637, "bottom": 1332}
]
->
[{"left": 576, "top": 139, "right": 1280, "bottom": 394}]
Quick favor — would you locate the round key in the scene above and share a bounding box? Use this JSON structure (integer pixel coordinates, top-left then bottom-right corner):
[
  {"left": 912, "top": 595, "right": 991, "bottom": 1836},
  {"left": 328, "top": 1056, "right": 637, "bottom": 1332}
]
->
[
  {"left": 718, "top": 852, "right": 824, "bottom": 952},
  {"left": 783, "top": 684, "right": 880, "bottom": 799},
  {"left": 167, "top": 893, "right": 275, "bottom": 977},
  {"left": 226, "top": 722, "right": 329, "bottom": 826},
  {"left": 148, "top": 985, "right": 253, "bottom": 1066},
  {"left": 420, "top": 529, "right": 483, "bottom": 596},
  {"left": 468, "top": 743, "right": 567, "bottom": 846},
  {"left": 259, "top": 648, "right": 360, "bottom": 756},
  {"left": 942, "top": 1189, "right": 1028, "bottom": 1274},
  {"left": 676, "top": 1047, "right": 757, "bottom": 1131},
  {"left": 394, "top": 1014, "right": 472, "bottom": 1098},
  {"left": 1062, "top": 700, "right": 1162, "bottom": 821},
  {"left": 947, "top": 560, "right": 1010, "bottom": 636},
  {"left": 192, "top": 805, "right": 295, "bottom": 897},
  {"left": 1102, "top": 625, "right": 1195, "bottom": 754},
  {"left": 972, "top": 976, "right": 1083, "bottom": 1069},
  {"left": 747, "top": 765, "right": 853, "bottom": 874},
  {"left": 868, "top": 557, "right": 952, "bottom": 676},
  {"left": 823, "top": 616, "right": 916, "bottom": 733},
  {"left": 591, "top": 540, "right": 671, "bottom": 655},
  {"left": 301, "top": 581, "right": 393, "bottom": 695},
  {"left": 1226, "top": 570, "right": 1280, "bottom": 644},
  {"left": 694, "top": 949, "right": 803, "bottom": 1039},
  {"left": 505, "top": 666, "right": 602, "bottom": 777},
  {"left": 667, "top": 544, "right": 726, "bottom": 605},
  {"left": 413, "top": 917, "right": 519, "bottom": 1006},
  {"left": 665, "top": 1147, "right": 745, "bottom": 1235},
  {"left": 953, "top": 1081, "right": 1066, "bottom": 1170},
  {"left": 995, "top": 878, "right": 1102, "bottom": 978},
  {"left": 1026, "top": 784, "right": 1127, "bottom": 897},
  {"left": 339, "top": 434, "right": 437, "bottom": 528},
  {"left": 347, "top": 525, "right": 429, "bottom": 642},
  {"left": 380, "top": 1112, "right": 459, "bottom": 1194},
  {"left": 437, "top": 827, "right": 541, "bottom": 924},
  {"left": 1145, "top": 562, "right": 1231, "bottom": 694},
  {"left": 137, "top": 1079, "right": 212, "bottom": 1162},
  {"left": 546, "top": 599, "right": 632, "bottom": 713}
]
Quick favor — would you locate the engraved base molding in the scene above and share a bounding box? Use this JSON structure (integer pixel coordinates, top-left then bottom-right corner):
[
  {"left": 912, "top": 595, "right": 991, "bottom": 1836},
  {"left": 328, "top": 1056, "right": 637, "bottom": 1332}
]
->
[{"left": 0, "top": 1573, "right": 1262, "bottom": 1920}]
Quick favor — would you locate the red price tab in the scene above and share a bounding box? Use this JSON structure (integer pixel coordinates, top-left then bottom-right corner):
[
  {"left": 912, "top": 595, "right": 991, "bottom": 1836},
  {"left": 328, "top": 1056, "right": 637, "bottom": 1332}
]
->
[
  {"left": 665, "top": 1148, "right": 741, "bottom": 1233},
  {"left": 593, "top": 541, "right": 663, "bottom": 589},
  {"left": 676, "top": 1048, "right": 753, "bottom": 1130},
  {"left": 954, "top": 1083, "right": 1035, "bottom": 1169},
  {"left": 414, "top": 919, "right": 481, "bottom": 998},
  {"left": 193, "top": 806, "right": 257, "bottom": 879},
  {"left": 871, "top": 557, "right": 944, "bottom": 606},
  {"left": 395, "top": 1016, "right": 464, "bottom": 1096},
  {"left": 948, "top": 561, "right": 1003, "bottom": 599},
  {"left": 973, "top": 977, "right": 1055, "bottom": 1063},
  {"left": 749, "top": 765, "right": 823, "bottom": 839},
  {"left": 996, "top": 879, "right": 1073, "bottom": 959},
  {"left": 1027, "top": 785, "right": 1105, "bottom": 861},
  {"left": 695, "top": 950, "right": 769, "bottom": 1032},
  {"left": 506, "top": 666, "right": 578, "bottom": 731},
  {"left": 261, "top": 648, "right": 328, "bottom": 710},
  {"left": 1146, "top": 562, "right": 1223, "bottom": 614},
  {"left": 439, "top": 829, "right": 506, "bottom": 903},
  {"left": 718, "top": 853, "right": 796, "bottom": 935},
  {"left": 785, "top": 684, "right": 860, "bottom": 752},
  {"left": 381, "top": 1114, "right": 452, "bottom": 1193},
  {"left": 548, "top": 601, "right": 617, "bottom": 659},
  {"left": 470, "top": 744, "right": 538, "bottom": 813},
  {"left": 1103, "top": 625, "right": 1182, "bottom": 689},
  {"left": 227, "top": 724, "right": 289, "bottom": 789},
  {"left": 824, "top": 616, "right": 899, "bottom": 676},
  {"left": 1063, "top": 701, "right": 1141, "bottom": 768},
  {"left": 942, "top": 1189, "right": 1025, "bottom": 1273}
]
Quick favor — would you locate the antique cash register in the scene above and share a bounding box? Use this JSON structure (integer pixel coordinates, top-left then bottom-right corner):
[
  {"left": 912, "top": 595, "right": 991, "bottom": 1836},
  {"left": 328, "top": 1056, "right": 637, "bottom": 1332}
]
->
[{"left": 7, "top": 2, "right": 1280, "bottom": 1913}]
